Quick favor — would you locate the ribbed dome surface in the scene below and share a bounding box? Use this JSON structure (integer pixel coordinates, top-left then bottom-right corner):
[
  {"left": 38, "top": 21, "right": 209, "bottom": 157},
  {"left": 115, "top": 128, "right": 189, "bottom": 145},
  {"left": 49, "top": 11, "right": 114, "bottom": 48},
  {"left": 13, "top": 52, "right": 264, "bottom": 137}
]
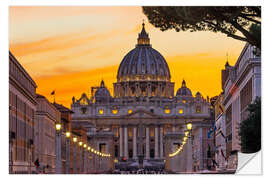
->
[
  {"left": 117, "top": 46, "right": 171, "bottom": 80},
  {"left": 176, "top": 87, "right": 192, "bottom": 96}
]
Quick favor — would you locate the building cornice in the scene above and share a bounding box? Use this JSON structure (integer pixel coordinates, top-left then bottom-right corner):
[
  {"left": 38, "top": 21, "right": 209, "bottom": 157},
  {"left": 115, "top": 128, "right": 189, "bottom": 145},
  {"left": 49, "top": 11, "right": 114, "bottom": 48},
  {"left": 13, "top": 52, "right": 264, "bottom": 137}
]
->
[{"left": 9, "top": 75, "right": 37, "bottom": 105}]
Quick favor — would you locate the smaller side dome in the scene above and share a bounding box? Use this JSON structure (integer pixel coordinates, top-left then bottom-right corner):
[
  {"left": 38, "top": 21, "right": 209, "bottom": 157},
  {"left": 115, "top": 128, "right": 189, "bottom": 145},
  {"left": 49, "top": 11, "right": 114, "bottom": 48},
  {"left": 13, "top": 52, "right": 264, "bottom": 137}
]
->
[
  {"left": 95, "top": 80, "right": 111, "bottom": 103},
  {"left": 176, "top": 80, "right": 192, "bottom": 96},
  {"left": 195, "top": 92, "right": 201, "bottom": 97}
]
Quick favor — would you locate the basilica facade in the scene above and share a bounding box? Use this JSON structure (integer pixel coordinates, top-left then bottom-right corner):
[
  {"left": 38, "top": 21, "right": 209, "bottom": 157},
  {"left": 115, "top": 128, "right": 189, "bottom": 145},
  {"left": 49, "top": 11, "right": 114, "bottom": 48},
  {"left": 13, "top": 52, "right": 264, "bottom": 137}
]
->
[{"left": 71, "top": 23, "right": 214, "bottom": 173}]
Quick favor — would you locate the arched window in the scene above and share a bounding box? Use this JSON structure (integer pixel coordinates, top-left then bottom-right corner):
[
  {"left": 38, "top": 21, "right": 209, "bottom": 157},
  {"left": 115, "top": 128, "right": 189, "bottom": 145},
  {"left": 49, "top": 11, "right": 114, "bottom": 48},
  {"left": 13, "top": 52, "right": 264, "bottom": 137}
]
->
[
  {"left": 179, "top": 108, "right": 183, "bottom": 114},
  {"left": 196, "top": 106, "right": 201, "bottom": 113}
]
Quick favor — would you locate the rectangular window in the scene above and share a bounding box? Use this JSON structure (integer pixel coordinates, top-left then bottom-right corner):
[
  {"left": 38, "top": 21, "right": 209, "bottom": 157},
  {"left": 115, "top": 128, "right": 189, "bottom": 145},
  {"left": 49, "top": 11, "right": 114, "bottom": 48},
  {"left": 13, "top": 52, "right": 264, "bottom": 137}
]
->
[
  {"left": 99, "top": 143, "right": 106, "bottom": 153},
  {"left": 240, "top": 79, "right": 252, "bottom": 111}
]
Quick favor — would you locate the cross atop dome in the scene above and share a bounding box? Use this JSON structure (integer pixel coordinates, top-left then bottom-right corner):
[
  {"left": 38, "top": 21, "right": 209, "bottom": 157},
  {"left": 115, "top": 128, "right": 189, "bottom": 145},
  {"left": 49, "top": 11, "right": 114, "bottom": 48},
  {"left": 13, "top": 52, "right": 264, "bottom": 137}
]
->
[{"left": 137, "top": 21, "right": 150, "bottom": 46}]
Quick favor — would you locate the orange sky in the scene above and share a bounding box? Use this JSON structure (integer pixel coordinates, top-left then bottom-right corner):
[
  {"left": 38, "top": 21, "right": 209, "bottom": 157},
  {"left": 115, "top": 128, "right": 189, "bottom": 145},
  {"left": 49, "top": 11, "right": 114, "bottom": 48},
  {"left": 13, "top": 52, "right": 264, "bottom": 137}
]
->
[{"left": 9, "top": 6, "right": 246, "bottom": 108}]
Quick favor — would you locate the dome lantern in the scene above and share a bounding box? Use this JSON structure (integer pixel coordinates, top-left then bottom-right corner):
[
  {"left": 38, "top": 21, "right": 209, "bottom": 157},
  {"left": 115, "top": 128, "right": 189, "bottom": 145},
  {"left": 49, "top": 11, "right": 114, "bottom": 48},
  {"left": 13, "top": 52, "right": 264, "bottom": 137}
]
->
[{"left": 137, "top": 21, "right": 150, "bottom": 46}]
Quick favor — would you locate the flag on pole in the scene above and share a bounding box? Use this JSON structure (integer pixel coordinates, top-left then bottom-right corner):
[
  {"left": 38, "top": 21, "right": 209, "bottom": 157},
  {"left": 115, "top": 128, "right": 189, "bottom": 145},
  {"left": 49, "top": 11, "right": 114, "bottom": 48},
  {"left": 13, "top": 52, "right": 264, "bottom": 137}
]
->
[
  {"left": 221, "top": 149, "right": 227, "bottom": 161},
  {"left": 51, "top": 90, "right": 56, "bottom": 103},
  {"left": 212, "top": 159, "right": 219, "bottom": 168},
  {"left": 220, "top": 131, "right": 226, "bottom": 139}
]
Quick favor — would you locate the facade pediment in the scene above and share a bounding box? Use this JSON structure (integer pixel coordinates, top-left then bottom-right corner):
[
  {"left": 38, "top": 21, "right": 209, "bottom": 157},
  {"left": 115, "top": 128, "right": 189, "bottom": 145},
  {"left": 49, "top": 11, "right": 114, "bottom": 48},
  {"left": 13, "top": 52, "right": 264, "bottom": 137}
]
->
[{"left": 121, "top": 109, "right": 160, "bottom": 119}]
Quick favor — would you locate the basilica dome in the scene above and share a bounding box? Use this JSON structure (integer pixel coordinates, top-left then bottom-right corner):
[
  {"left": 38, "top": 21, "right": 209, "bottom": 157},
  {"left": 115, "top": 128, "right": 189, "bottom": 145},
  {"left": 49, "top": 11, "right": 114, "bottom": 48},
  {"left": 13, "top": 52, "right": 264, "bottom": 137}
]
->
[{"left": 117, "top": 23, "right": 171, "bottom": 82}]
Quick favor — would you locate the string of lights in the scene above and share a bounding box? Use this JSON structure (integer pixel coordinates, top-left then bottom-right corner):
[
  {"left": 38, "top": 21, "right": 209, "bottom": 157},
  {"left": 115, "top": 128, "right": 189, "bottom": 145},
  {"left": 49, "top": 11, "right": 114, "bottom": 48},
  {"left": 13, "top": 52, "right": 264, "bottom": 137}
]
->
[
  {"left": 56, "top": 122, "right": 112, "bottom": 159},
  {"left": 78, "top": 140, "right": 112, "bottom": 158},
  {"left": 169, "top": 123, "right": 192, "bottom": 158}
]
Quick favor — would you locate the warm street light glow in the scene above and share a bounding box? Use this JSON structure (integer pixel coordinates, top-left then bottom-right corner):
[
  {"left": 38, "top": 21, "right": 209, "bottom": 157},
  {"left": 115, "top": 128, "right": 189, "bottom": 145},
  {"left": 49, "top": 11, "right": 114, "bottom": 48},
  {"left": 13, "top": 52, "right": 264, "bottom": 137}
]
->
[
  {"left": 183, "top": 136, "right": 188, "bottom": 142},
  {"left": 186, "top": 122, "right": 192, "bottom": 130},
  {"left": 91, "top": 149, "right": 94, "bottom": 152},
  {"left": 66, "top": 131, "right": 71, "bottom": 138},
  {"left": 185, "top": 131, "right": 189, "bottom": 137},
  {"left": 87, "top": 146, "right": 90, "bottom": 151},
  {"left": 83, "top": 144, "right": 87, "bottom": 148},
  {"left": 79, "top": 141, "right": 83, "bottom": 146},
  {"left": 55, "top": 123, "right": 61, "bottom": 131},
  {"left": 73, "top": 137, "right": 77, "bottom": 143}
]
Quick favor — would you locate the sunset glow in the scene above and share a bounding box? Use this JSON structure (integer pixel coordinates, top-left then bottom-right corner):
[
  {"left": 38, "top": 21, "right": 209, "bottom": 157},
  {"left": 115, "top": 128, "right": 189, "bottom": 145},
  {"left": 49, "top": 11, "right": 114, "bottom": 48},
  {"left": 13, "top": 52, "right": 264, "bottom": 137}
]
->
[{"left": 9, "top": 6, "right": 246, "bottom": 107}]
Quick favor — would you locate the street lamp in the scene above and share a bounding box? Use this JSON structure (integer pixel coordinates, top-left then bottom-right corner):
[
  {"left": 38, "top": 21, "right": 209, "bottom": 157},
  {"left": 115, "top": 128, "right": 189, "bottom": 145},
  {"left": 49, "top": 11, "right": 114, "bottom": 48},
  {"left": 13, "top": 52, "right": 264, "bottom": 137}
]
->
[
  {"left": 78, "top": 141, "right": 83, "bottom": 173},
  {"left": 66, "top": 131, "right": 71, "bottom": 138},
  {"left": 87, "top": 146, "right": 91, "bottom": 173},
  {"left": 83, "top": 144, "right": 87, "bottom": 173},
  {"left": 72, "top": 137, "right": 77, "bottom": 174},
  {"left": 65, "top": 132, "right": 71, "bottom": 174},
  {"left": 56, "top": 123, "right": 62, "bottom": 131},
  {"left": 55, "top": 123, "right": 62, "bottom": 174},
  {"left": 186, "top": 123, "right": 192, "bottom": 131},
  {"left": 79, "top": 141, "right": 83, "bottom": 147},
  {"left": 186, "top": 122, "right": 193, "bottom": 173}
]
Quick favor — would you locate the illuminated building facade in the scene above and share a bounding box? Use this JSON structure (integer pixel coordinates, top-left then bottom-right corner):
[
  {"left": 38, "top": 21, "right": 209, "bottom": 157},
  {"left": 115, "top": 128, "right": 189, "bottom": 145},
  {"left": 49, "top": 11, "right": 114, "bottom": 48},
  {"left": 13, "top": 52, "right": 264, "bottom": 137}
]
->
[
  {"left": 71, "top": 23, "right": 214, "bottom": 173},
  {"left": 9, "top": 52, "right": 37, "bottom": 173},
  {"left": 221, "top": 44, "right": 261, "bottom": 170},
  {"left": 35, "top": 94, "right": 61, "bottom": 173}
]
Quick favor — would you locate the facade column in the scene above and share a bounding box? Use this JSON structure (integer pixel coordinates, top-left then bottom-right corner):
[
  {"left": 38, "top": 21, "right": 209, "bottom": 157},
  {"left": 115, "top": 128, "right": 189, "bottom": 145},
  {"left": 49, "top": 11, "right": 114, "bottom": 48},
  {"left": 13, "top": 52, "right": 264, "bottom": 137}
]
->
[
  {"left": 159, "top": 127, "right": 163, "bottom": 158},
  {"left": 155, "top": 127, "right": 159, "bottom": 159},
  {"left": 145, "top": 127, "right": 150, "bottom": 159},
  {"left": 73, "top": 143, "right": 77, "bottom": 173},
  {"left": 65, "top": 139, "right": 70, "bottom": 174},
  {"left": 125, "top": 83, "right": 128, "bottom": 97},
  {"left": 119, "top": 126, "right": 123, "bottom": 158},
  {"left": 133, "top": 127, "right": 137, "bottom": 159},
  {"left": 147, "top": 83, "right": 151, "bottom": 97},
  {"left": 124, "top": 127, "right": 128, "bottom": 159}
]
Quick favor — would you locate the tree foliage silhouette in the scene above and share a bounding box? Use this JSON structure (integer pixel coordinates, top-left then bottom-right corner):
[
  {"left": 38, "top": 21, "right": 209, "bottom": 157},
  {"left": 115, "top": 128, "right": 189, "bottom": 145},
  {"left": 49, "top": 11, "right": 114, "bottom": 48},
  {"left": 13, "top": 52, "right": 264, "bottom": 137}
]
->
[
  {"left": 239, "top": 97, "right": 261, "bottom": 153},
  {"left": 142, "top": 7, "right": 261, "bottom": 49}
]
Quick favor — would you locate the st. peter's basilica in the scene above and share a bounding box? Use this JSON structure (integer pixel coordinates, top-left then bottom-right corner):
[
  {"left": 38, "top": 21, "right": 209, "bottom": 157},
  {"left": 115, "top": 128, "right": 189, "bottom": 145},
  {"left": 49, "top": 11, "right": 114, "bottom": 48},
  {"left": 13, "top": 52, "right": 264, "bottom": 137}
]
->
[{"left": 71, "top": 22, "right": 214, "bottom": 173}]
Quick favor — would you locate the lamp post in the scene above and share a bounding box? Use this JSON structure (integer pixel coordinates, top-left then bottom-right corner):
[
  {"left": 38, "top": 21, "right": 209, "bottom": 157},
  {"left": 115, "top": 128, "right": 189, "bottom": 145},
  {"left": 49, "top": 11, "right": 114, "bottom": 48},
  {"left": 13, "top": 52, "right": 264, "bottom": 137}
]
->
[
  {"left": 65, "top": 132, "right": 71, "bottom": 174},
  {"left": 186, "top": 122, "right": 193, "bottom": 173},
  {"left": 55, "top": 123, "right": 62, "bottom": 174},
  {"left": 83, "top": 144, "right": 87, "bottom": 173},
  {"left": 87, "top": 147, "right": 90, "bottom": 173},
  {"left": 72, "top": 137, "right": 77, "bottom": 174},
  {"left": 78, "top": 141, "right": 83, "bottom": 173}
]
